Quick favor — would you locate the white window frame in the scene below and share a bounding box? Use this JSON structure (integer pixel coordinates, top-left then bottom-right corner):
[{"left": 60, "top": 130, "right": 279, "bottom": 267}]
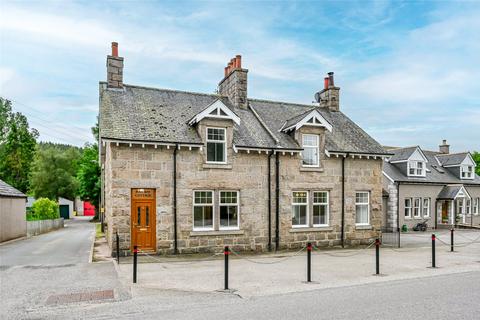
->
[
  {"left": 422, "top": 198, "right": 430, "bottom": 218},
  {"left": 405, "top": 198, "right": 412, "bottom": 219},
  {"left": 474, "top": 198, "right": 479, "bottom": 215},
  {"left": 312, "top": 191, "right": 329, "bottom": 227},
  {"left": 456, "top": 198, "right": 464, "bottom": 215},
  {"left": 413, "top": 197, "right": 421, "bottom": 218},
  {"left": 206, "top": 127, "right": 227, "bottom": 164},
  {"left": 301, "top": 134, "right": 319, "bottom": 167},
  {"left": 408, "top": 161, "right": 426, "bottom": 177},
  {"left": 292, "top": 191, "right": 309, "bottom": 228},
  {"left": 466, "top": 198, "right": 471, "bottom": 215},
  {"left": 219, "top": 190, "right": 240, "bottom": 230},
  {"left": 192, "top": 190, "right": 214, "bottom": 231},
  {"left": 355, "top": 191, "right": 370, "bottom": 226},
  {"left": 460, "top": 165, "right": 474, "bottom": 179}
]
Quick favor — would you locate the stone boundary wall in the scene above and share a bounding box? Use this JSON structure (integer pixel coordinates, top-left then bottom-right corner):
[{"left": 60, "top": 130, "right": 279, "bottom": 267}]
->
[{"left": 27, "top": 218, "right": 64, "bottom": 237}]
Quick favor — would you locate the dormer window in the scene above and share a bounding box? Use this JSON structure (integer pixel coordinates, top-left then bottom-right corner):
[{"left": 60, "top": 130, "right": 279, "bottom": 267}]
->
[
  {"left": 302, "top": 134, "right": 319, "bottom": 167},
  {"left": 206, "top": 127, "right": 226, "bottom": 163},
  {"left": 461, "top": 165, "right": 474, "bottom": 179},
  {"left": 408, "top": 161, "right": 426, "bottom": 177}
]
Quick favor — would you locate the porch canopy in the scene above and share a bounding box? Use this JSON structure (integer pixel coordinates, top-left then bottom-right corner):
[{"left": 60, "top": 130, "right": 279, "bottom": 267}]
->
[{"left": 437, "top": 185, "right": 470, "bottom": 200}]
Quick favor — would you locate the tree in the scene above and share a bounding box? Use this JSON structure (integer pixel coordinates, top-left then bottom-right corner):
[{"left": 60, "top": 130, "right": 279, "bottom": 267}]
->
[
  {"left": 472, "top": 151, "right": 480, "bottom": 176},
  {"left": 77, "top": 143, "right": 100, "bottom": 211},
  {"left": 29, "top": 147, "right": 80, "bottom": 200},
  {"left": 76, "top": 122, "right": 100, "bottom": 217},
  {"left": 0, "top": 98, "right": 39, "bottom": 192}
]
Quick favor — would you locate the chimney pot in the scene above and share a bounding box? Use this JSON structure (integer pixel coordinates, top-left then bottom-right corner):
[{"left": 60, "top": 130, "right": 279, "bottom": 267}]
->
[
  {"left": 111, "top": 42, "right": 119, "bottom": 57},
  {"left": 439, "top": 139, "right": 450, "bottom": 154},
  {"left": 235, "top": 55, "right": 241, "bottom": 68},
  {"left": 328, "top": 72, "right": 334, "bottom": 87},
  {"left": 324, "top": 77, "right": 329, "bottom": 90}
]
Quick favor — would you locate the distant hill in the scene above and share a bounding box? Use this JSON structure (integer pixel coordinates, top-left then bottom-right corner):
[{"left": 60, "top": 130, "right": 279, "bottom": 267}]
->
[{"left": 38, "top": 142, "right": 83, "bottom": 153}]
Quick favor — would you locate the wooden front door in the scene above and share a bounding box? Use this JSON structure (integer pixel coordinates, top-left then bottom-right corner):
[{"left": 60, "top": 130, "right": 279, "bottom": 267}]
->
[
  {"left": 131, "top": 189, "right": 156, "bottom": 252},
  {"left": 441, "top": 201, "right": 449, "bottom": 224}
]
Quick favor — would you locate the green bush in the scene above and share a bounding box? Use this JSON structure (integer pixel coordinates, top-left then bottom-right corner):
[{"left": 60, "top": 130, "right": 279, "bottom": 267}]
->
[{"left": 28, "top": 198, "right": 60, "bottom": 221}]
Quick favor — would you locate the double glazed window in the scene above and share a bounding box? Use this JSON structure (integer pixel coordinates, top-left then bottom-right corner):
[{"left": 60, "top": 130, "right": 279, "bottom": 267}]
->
[
  {"left": 466, "top": 199, "right": 471, "bottom": 215},
  {"left": 302, "top": 134, "right": 319, "bottom": 167},
  {"left": 422, "top": 198, "right": 430, "bottom": 217},
  {"left": 193, "top": 190, "right": 239, "bottom": 231},
  {"left": 313, "top": 192, "right": 329, "bottom": 226},
  {"left": 461, "top": 165, "right": 474, "bottom": 179},
  {"left": 413, "top": 198, "right": 421, "bottom": 218},
  {"left": 291, "top": 191, "right": 330, "bottom": 228},
  {"left": 193, "top": 191, "right": 214, "bottom": 230},
  {"left": 408, "top": 161, "right": 426, "bottom": 176},
  {"left": 405, "top": 198, "right": 412, "bottom": 218},
  {"left": 355, "top": 192, "right": 370, "bottom": 225},
  {"left": 206, "top": 127, "right": 226, "bottom": 163},
  {"left": 474, "top": 198, "right": 480, "bottom": 215},
  {"left": 219, "top": 191, "right": 239, "bottom": 229},
  {"left": 292, "top": 191, "right": 308, "bottom": 227}
]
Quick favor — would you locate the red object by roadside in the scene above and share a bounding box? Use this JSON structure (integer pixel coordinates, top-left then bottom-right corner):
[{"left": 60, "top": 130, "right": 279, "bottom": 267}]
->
[{"left": 84, "top": 202, "right": 95, "bottom": 216}]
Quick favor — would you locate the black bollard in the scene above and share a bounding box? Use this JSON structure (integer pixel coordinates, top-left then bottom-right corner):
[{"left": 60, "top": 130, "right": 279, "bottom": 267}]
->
[
  {"left": 431, "top": 234, "right": 436, "bottom": 268},
  {"left": 133, "top": 245, "right": 138, "bottom": 283},
  {"left": 450, "top": 228, "right": 454, "bottom": 252},
  {"left": 116, "top": 231, "right": 120, "bottom": 264},
  {"left": 224, "top": 246, "right": 229, "bottom": 290},
  {"left": 307, "top": 243, "right": 312, "bottom": 282},
  {"left": 375, "top": 238, "right": 380, "bottom": 275}
]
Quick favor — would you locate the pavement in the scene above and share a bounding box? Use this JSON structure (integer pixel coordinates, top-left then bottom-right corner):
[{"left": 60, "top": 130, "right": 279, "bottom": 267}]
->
[{"left": 115, "top": 229, "right": 480, "bottom": 298}]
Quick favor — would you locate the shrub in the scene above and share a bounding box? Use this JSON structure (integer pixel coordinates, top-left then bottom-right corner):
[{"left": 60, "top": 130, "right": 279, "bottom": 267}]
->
[{"left": 29, "top": 198, "right": 60, "bottom": 221}]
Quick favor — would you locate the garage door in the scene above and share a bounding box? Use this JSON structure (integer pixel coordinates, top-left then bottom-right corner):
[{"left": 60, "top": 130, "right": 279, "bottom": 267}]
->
[{"left": 59, "top": 205, "right": 69, "bottom": 219}]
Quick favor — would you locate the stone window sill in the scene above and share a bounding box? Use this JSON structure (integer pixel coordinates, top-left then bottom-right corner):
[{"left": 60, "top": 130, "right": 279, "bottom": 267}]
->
[
  {"left": 289, "top": 227, "right": 333, "bottom": 233},
  {"left": 190, "top": 230, "right": 244, "bottom": 236},
  {"left": 202, "top": 163, "right": 233, "bottom": 170},
  {"left": 355, "top": 225, "right": 373, "bottom": 230},
  {"left": 299, "top": 167, "right": 324, "bottom": 172}
]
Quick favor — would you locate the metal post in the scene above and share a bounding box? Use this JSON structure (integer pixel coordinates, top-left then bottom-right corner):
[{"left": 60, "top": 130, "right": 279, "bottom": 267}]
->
[
  {"left": 116, "top": 231, "right": 120, "bottom": 264},
  {"left": 375, "top": 238, "right": 380, "bottom": 275},
  {"left": 133, "top": 245, "right": 138, "bottom": 283},
  {"left": 450, "top": 228, "right": 454, "bottom": 252},
  {"left": 431, "top": 234, "right": 436, "bottom": 268},
  {"left": 307, "top": 243, "right": 312, "bottom": 282},
  {"left": 224, "top": 246, "right": 229, "bottom": 290}
]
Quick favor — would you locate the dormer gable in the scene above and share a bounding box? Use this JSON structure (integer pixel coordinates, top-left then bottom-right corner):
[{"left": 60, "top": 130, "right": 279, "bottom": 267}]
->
[
  {"left": 280, "top": 109, "right": 333, "bottom": 133},
  {"left": 436, "top": 152, "right": 476, "bottom": 180},
  {"left": 388, "top": 146, "right": 428, "bottom": 177},
  {"left": 188, "top": 99, "right": 240, "bottom": 126}
]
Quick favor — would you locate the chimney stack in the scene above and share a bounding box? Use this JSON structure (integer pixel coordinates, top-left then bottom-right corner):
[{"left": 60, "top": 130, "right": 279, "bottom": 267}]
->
[
  {"left": 218, "top": 55, "right": 248, "bottom": 109},
  {"left": 106, "top": 42, "right": 124, "bottom": 89},
  {"left": 439, "top": 139, "right": 450, "bottom": 154},
  {"left": 315, "top": 72, "right": 340, "bottom": 112}
]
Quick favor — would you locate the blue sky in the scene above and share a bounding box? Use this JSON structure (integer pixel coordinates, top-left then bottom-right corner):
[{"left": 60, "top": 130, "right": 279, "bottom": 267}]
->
[{"left": 1, "top": 0, "right": 479, "bottom": 151}]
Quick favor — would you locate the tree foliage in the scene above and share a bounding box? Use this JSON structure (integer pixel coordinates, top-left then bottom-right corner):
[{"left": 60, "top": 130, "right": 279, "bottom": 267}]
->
[
  {"left": 77, "top": 122, "right": 100, "bottom": 215},
  {"left": 28, "top": 198, "right": 60, "bottom": 221},
  {"left": 0, "top": 98, "right": 39, "bottom": 193},
  {"left": 29, "top": 146, "right": 80, "bottom": 200},
  {"left": 472, "top": 151, "right": 480, "bottom": 176}
]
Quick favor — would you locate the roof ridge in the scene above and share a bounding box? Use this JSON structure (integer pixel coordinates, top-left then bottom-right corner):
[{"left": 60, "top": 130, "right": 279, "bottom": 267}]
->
[
  {"left": 100, "top": 81, "right": 224, "bottom": 98},
  {"left": 248, "top": 97, "right": 318, "bottom": 108},
  {"left": 436, "top": 152, "right": 469, "bottom": 157}
]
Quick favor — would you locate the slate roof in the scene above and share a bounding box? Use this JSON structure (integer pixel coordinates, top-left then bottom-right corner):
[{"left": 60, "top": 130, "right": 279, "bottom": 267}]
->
[
  {"left": 99, "top": 83, "right": 387, "bottom": 154},
  {"left": 383, "top": 149, "right": 480, "bottom": 185},
  {"left": 0, "top": 179, "right": 26, "bottom": 198},
  {"left": 436, "top": 153, "right": 469, "bottom": 166},
  {"left": 437, "top": 185, "right": 466, "bottom": 200}
]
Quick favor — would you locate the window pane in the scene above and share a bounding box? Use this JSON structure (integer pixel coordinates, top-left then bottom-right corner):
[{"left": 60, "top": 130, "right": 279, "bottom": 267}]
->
[
  {"left": 302, "top": 135, "right": 318, "bottom": 146},
  {"left": 193, "top": 207, "right": 204, "bottom": 228},
  {"left": 313, "top": 192, "right": 327, "bottom": 203},
  {"left": 220, "top": 191, "right": 237, "bottom": 204},
  {"left": 292, "top": 205, "right": 307, "bottom": 225},
  {"left": 220, "top": 206, "right": 238, "bottom": 228},
  {"left": 356, "top": 192, "right": 368, "bottom": 203},
  {"left": 356, "top": 204, "right": 368, "bottom": 224},
  {"left": 146, "top": 206, "right": 149, "bottom": 226},
  {"left": 293, "top": 192, "right": 307, "bottom": 203},
  {"left": 302, "top": 147, "right": 318, "bottom": 166},
  {"left": 207, "top": 128, "right": 225, "bottom": 141},
  {"left": 313, "top": 205, "right": 327, "bottom": 225},
  {"left": 194, "top": 191, "right": 212, "bottom": 204}
]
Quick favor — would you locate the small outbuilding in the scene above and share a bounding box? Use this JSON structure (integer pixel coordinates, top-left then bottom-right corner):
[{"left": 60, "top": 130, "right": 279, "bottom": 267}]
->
[{"left": 0, "top": 179, "right": 27, "bottom": 242}]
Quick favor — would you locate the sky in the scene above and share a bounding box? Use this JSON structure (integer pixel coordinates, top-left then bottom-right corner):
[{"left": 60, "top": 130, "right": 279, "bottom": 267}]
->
[{"left": 0, "top": 0, "right": 479, "bottom": 152}]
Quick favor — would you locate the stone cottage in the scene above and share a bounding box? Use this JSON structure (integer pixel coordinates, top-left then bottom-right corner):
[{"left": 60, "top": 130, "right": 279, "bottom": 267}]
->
[
  {"left": 99, "top": 42, "right": 389, "bottom": 255},
  {"left": 382, "top": 141, "right": 480, "bottom": 232}
]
